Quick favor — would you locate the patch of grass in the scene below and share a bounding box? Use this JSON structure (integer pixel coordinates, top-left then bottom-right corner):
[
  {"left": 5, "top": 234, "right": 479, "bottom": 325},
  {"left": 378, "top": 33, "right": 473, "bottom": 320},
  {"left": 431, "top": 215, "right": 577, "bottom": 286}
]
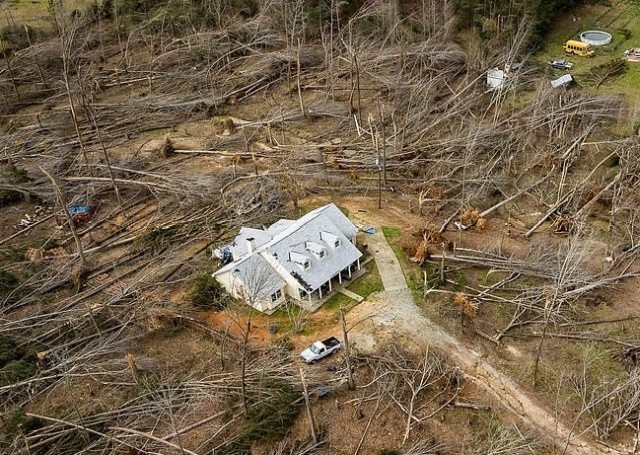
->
[
  {"left": 323, "top": 292, "right": 351, "bottom": 310},
  {"left": 3, "top": 408, "right": 45, "bottom": 436},
  {"left": 324, "top": 262, "right": 384, "bottom": 310},
  {"left": 585, "top": 57, "right": 629, "bottom": 87},
  {"left": 450, "top": 270, "right": 467, "bottom": 291},
  {"left": 533, "top": 1, "right": 640, "bottom": 103},
  {"left": 382, "top": 228, "right": 425, "bottom": 305},
  {"left": 0, "top": 24, "right": 39, "bottom": 52},
  {"left": 349, "top": 262, "right": 383, "bottom": 297},
  {"left": 2, "top": 165, "right": 33, "bottom": 183},
  {"left": 0, "top": 189, "right": 23, "bottom": 206},
  {"left": 382, "top": 225, "right": 402, "bottom": 241},
  {"left": 269, "top": 304, "right": 314, "bottom": 336},
  {"left": 0, "top": 0, "right": 92, "bottom": 29},
  {"left": 390, "top": 243, "right": 407, "bottom": 263},
  {"left": 0, "top": 165, "right": 32, "bottom": 207},
  {"left": 135, "top": 225, "right": 178, "bottom": 253},
  {"left": 0, "top": 269, "right": 20, "bottom": 296},
  {"left": 0, "top": 335, "right": 19, "bottom": 367},
  {"left": 0, "top": 359, "right": 37, "bottom": 387}
]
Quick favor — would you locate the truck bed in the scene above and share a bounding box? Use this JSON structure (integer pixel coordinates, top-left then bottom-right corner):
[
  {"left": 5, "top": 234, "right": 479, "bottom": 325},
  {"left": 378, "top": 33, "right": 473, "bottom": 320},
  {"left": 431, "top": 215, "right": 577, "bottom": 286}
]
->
[{"left": 322, "top": 337, "right": 340, "bottom": 348}]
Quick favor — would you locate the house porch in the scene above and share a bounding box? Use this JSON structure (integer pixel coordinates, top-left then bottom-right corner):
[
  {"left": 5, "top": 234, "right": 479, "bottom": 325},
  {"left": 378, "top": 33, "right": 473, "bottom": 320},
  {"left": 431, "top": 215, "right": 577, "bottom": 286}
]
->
[{"left": 294, "top": 259, "right": 364, "bottom": 312}]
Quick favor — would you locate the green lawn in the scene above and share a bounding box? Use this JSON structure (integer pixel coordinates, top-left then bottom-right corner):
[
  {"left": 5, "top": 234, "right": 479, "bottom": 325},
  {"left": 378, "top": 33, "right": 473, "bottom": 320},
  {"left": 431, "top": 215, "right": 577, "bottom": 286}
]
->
[
  {"left": 381, "top": 225, "right": 424, "bottom": 302},
  {"left": 0, "top": 0, "right": 92, "bottom": 29},
  {"left": 381, "top": 225, "right": 402, "bottom": 241},
  {"left": 323, "top": 260, "right": 383, "bottom": 310},
  {"left": 533, "top": 0, "right": 640, "bottom": 103}
]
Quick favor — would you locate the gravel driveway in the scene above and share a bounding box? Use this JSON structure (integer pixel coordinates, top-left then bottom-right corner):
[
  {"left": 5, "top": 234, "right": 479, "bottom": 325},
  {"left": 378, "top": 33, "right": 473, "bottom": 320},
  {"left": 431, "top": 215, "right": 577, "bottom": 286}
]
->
[{"left": 347, "top": 228, "right": 626, "bottom": 455}]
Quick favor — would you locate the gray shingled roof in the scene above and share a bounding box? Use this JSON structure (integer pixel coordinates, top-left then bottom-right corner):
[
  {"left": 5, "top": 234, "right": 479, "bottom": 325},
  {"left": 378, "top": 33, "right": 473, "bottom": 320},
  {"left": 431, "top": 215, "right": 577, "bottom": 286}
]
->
[
  {"left": 229, "top": 227, "right": 272, "bottom": 258},
  {"left": 227, "top": 254, "right": 285, "bottom": 301},
  {"left": 264, "top": 213, "right": 361, "bottom": 290},
  {"left": 214, "top": 203, "right": 362, "bottom": 292},
  {"left": 266, "top": 219, "right": 295, "bottom": 236}
]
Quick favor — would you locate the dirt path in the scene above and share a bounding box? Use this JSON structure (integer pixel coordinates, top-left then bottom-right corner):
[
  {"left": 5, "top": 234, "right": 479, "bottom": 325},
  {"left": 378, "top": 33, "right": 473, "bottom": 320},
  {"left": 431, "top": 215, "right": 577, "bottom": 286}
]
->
[{"left": 347, "top": 229, "right": 626, "bottom": 455}]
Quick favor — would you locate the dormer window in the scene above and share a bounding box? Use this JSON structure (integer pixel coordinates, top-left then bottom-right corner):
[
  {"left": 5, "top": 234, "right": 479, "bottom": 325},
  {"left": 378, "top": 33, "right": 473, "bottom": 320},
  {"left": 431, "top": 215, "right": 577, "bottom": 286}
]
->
[
  {"left": 290, "top": 251, "right": 311, "bottom": 271},
  {"left": 321, "top": 231, "right": 341, "bottom": 249},
  {"left": 305, "top": 241, "right": 326, "bottom": 260}
]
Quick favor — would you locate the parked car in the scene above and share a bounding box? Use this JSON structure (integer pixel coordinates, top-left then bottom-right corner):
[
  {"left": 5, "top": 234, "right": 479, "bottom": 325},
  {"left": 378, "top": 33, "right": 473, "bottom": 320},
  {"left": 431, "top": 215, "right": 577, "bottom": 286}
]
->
[
  {"left": 300, "top": 337, "right": 341, "bottom": 363},
  {"left": 548, "top": 60, "right": 573, "bottom": 70}
]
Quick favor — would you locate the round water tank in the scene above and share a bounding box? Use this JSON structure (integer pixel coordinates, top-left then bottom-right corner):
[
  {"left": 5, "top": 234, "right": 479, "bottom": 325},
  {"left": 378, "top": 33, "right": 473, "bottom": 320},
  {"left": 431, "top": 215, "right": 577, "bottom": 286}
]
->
[{"left": 579, "top": 30, "right": 612, "bottom": 46}]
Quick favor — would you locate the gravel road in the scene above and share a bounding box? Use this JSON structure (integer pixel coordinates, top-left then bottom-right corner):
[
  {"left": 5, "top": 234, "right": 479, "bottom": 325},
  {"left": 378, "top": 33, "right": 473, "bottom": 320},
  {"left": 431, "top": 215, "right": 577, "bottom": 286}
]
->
[{"left": 347, "top": 229, "right": 626, "bottom": 455}]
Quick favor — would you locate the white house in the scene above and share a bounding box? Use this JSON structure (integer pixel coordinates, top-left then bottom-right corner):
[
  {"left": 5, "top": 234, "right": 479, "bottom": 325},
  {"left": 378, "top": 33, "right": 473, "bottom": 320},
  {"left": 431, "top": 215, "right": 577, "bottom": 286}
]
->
[{"left": 212, "top": 203, "right": 363, "bottom": 313}]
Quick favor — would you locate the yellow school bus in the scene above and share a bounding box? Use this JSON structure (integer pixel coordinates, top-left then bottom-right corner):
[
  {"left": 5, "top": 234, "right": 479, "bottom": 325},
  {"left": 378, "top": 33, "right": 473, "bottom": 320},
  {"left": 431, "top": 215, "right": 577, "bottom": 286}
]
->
[{"left": 563, "top": 40, "right": 595, "bottom": 57}]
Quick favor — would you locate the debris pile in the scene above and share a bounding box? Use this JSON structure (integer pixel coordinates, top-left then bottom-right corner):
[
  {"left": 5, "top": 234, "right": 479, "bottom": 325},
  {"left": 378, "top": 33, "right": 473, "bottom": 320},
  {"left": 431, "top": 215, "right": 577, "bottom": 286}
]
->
[
  {"left": 456, "top": 209, "right": 487, "bottom": 231},
  {"left": 453, "top": 292, "right": 479, "bottom": 317},
  {"left": 16, "top": 205, "right": 49, "bottom": 230},
  {"left": 623, "top": 48, "right": 640, "bottom": 62}
]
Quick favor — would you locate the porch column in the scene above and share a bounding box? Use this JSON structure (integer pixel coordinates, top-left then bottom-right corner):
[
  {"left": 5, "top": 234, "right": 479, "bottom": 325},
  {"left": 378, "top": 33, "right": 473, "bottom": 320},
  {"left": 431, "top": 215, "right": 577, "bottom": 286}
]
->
[
  {"left": 357, "top": 258, "right": 361, "bottom": 270},
  {"left": 348, "top": 264, "right": 352, "bottom": 278},
  {"left": 338, "top": 271, "right": 342, "bottom": 284},
  {"left": 328, "top": 279, "right": 332, "bottom": 292},
  {"left": 319, "top": 287, "right": 323, "bottom": 299},
  {"left": 308, "top": 292, "right": 312, "bottom": 305}
]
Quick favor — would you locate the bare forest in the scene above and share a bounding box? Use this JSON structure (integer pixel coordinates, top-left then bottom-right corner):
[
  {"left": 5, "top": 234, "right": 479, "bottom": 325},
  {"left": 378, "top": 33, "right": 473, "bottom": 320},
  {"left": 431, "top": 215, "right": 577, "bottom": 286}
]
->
[{"left": 1, "top": 0, "right": 640, "bottom": 454}]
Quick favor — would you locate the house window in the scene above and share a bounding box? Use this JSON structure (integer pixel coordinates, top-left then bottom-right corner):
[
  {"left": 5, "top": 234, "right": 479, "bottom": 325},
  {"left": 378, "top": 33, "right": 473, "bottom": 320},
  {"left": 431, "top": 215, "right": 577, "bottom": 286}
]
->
[
  {"left": 334, "top": 239, "right": 340, "bottom": 248},
  {"left": 271, "top": 289, "right": 282, "bottom": 302},
  {"left": 318, "top": 250, "right": 325, "bottom": 259},
  {"left": 303, "top": 260, "right": 310, "bottom": 270},
  {"left": 300, "top": 290, "right": 307, "bottom": 298}
]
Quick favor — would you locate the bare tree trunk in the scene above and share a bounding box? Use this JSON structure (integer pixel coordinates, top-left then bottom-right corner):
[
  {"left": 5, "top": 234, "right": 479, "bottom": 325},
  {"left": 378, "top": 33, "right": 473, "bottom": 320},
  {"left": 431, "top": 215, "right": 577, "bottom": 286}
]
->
[
  {"left": 89, "top": 107, "right": 123, "bottom": 206},
  {"left": 532, "top": 317, "right": 549, "bottom": 390},
  {"left": 354, "top": 52, "right": 362, "bottom": 127},
  {"left": 296, "top": 38, "right": 305, "bottom": 117},
  {"left": 241, "top": 317, "right": 251, "bottom": 416},
  {"left": 3, "top": 49, "right": 20, "bottom": 99},
  {"left": 340, "top": 308, "right": 355, "bottom": 390},
  {"left": 299, "top": 368, "right": 318, "bottom": 444},
  {"left": 54, "top": 2, "right": 88, "bottom": 165},
  {"left": 40, "top": 167, "right": 87, "bottom": 270}
]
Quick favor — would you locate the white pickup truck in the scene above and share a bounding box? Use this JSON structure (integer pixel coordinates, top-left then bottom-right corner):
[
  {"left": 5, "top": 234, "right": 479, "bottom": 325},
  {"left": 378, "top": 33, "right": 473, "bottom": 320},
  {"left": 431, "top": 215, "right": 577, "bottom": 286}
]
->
[{"left": 300, "top": 337, "right": 341, "bottom": 363}]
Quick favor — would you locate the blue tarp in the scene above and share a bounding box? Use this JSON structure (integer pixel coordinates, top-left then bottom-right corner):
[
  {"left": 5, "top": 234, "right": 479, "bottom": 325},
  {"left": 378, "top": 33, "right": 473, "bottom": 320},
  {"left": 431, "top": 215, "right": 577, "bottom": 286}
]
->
[{"left": 68, "top": 205, "right": 92, "bottom": 215}]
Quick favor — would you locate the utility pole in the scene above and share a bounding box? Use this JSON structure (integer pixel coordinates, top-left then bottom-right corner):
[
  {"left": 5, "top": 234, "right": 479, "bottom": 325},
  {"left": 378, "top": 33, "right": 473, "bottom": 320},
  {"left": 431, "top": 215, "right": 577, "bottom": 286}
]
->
[
  {"left": 378, "top": 99, "right": 387, "bottom": 186},
  {"left": 377, "top": 131, "right": 382, "bottom": 210}
]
